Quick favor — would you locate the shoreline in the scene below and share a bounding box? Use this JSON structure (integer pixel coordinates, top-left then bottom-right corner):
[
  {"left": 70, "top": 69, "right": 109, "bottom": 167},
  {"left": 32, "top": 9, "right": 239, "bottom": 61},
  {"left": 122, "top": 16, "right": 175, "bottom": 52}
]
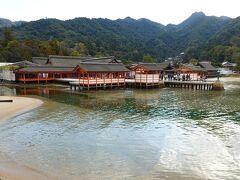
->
[
  {"left": 0, "top": 96, "right": 43, "bottom": 121},
  {"left": 0, "top": 96, "right": 54, "bottom": 180}
]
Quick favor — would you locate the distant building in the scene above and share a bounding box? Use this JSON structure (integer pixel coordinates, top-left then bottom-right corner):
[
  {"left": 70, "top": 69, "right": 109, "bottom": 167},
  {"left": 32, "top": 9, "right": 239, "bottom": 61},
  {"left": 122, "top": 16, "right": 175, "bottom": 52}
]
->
[
  {"left": 32, "top": 55, "right": 121, "bottom": 66},
  {"left": 198, "top": 61, "right": 219, "bottom": 78},
  {"left": 14, "top": 55, "right": 128, "bottom": 89},
  {"left": 130, "top": 62, "right": 174, "bottom": 86},
  {"left": 222, "top": 61, "right": 236, "bottom": 70},
  {"left": 177, "top": 64, "right": 206, "bottom": 80},
  {"left": 0, "top": 62, "right": 14, "bottom": 67}
]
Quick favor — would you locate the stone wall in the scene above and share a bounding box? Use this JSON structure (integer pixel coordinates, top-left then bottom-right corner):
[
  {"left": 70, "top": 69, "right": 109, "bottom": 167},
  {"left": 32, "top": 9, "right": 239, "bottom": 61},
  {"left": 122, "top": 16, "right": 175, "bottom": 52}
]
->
[{"left": 0, "top": 70, "right": 16, "bottom": 81}]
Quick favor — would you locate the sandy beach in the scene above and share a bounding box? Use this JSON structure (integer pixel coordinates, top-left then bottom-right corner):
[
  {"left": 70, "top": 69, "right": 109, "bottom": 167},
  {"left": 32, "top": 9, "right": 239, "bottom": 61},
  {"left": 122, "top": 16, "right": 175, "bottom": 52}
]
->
[
  {"left": 0, "top": 96, "right": 43, "bottom": 121},
  {"left": 0, "top": 152, "right": 54, "bottom": 180},
  {"left": 0, "top": 96, "right": 51, "bottom": 180}
]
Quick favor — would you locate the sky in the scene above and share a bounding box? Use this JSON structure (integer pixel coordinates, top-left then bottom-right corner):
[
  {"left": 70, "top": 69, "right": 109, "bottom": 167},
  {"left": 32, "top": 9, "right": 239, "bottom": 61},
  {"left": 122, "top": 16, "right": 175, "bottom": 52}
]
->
[{"left": 0, "top": 0, "right": 240, "bottom": 25}]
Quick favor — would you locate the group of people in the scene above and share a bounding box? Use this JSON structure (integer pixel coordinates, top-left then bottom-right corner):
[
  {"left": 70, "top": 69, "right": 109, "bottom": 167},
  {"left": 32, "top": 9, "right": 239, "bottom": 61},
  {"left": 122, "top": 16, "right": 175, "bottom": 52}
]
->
[{"left": 161, "top": 74, "right": 206, "bottom": 81}]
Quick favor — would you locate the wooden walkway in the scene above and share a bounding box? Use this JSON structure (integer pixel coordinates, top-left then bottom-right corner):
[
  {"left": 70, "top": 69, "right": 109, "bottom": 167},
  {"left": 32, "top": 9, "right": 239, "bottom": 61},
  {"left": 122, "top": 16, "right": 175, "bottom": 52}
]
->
[
  {"left": 66, "top": 78, "right": 216, "bottom": 91},
  {"left": 164, "top": 80, "right": 214, "bottom": 90}
]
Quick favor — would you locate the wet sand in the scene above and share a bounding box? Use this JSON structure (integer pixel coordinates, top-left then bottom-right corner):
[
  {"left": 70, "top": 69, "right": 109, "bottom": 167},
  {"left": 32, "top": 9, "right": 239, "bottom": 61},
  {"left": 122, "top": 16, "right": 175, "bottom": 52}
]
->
[
  {"left": 0, "top": 152, "right": 54, "bottom": 180},
  {"left": 0, "top": 96, "right": 50, "bottom": 180},
  {"left": 0, "top": 96, "right": 43, "bottom": 121}
]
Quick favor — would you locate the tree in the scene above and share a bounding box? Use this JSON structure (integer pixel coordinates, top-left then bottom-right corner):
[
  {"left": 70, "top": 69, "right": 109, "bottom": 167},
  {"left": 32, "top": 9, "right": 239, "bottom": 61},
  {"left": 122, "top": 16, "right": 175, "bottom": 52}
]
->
[
  {"left": 189, "top": 58, "right": 198, "bottom": 65},
  {"left": 2, "top": 28, "right": 15, "bottom": 47},
  {"left": 73, "top": 42, "right": 88, "bottom": 56},
  {"left": 3, "top": 40, "right": 22, "bottom": 62},
  {"left": 143, "top": 55, "right": 155, "bottom": 63},
  {"left": 70, "top": 50, "right": 80, "bottom": 56},
  {"left": 234, "top": 56, "right": 240, "bottom": 73}
]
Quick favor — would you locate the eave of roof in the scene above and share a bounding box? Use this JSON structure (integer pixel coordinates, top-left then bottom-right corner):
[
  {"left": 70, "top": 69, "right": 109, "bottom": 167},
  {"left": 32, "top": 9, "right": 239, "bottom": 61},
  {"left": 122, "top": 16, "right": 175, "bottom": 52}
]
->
[
  {"left": 78, "top": 63, "right": 130, "bottom": 72},
  {"left": 180, "top": 64, "right": 206, "bottom": 71},
  {"left": 199, "top": 62, "right": 217, "bottom": 71},
  {"left": 17, "top": 66, "right": 75, "bottom": 73}
]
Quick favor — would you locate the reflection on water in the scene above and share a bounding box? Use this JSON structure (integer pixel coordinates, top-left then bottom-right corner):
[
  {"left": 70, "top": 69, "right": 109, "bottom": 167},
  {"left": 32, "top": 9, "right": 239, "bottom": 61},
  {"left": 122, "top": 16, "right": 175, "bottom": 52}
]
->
[{"left": 0, "top": 79, "right": 240, "bottom": 179}]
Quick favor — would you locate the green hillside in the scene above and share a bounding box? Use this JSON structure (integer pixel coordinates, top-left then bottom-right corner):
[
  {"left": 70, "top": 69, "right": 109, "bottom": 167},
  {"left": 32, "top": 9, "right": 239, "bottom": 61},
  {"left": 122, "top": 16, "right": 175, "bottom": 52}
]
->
[{"left": 0, "top": 12, "right": 239, "bottom": 65}]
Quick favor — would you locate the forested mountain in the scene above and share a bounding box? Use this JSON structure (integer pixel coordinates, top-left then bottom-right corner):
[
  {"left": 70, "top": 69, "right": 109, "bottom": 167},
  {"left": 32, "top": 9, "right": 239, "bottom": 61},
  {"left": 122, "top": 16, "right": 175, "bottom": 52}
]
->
[
  {"left": 0, "top": 12, "right": 240, "bottom": 65},
  {"left": 0, "top": 18, "right": 25, "bottom": 28}
]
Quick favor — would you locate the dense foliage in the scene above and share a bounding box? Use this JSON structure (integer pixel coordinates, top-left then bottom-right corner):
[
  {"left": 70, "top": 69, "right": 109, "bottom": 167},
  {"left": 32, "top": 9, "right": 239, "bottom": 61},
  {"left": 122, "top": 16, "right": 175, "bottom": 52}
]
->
[{"left": 0, "top": 12, "right": 240, "bottom": 65}]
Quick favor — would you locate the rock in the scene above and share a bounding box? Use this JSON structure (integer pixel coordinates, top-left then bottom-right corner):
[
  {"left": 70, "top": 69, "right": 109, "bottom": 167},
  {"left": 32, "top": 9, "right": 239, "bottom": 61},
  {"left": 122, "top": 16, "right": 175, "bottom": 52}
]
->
[{"left": 212, "top": 80, "right": 225, "bottom": 90}]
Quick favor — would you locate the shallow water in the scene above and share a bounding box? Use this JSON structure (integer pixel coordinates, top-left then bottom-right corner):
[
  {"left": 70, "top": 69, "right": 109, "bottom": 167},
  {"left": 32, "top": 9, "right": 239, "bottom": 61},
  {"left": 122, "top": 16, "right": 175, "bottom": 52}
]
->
[{"left": 0, "top": 78, "right": 240, "bottom": 179}]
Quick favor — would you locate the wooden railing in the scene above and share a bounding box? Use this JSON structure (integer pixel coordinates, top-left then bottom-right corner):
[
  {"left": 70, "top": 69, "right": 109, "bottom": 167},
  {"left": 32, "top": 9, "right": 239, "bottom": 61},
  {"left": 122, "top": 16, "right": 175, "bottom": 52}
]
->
[
  {"left": 17, "top": 78, "right": 55, "bottom": 82},
  {"left": 70, "top": 78, "right": 125, "bottom": 85}
]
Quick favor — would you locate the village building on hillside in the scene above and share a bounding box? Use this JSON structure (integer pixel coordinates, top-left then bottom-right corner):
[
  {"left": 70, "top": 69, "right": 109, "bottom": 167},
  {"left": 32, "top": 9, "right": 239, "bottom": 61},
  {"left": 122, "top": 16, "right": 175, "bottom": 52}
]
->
[
  {"left": 198, "top": 61, "right": 219, "bottom": 77},
  {"left": 222, "top": 61, "right": 236, "bottom": 70}
]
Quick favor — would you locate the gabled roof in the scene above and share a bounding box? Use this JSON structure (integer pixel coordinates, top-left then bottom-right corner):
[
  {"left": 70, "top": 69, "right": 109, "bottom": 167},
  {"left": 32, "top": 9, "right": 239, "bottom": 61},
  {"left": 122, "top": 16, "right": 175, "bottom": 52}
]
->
[
  {"left": 179, "top": 64, "right": 205, "bottom": 71},
  {"left": 47, "top": 55, "right": 121, "bottom": 67},
  {"left": 17, "top": 66, "right": 75, "bottom": 73},
  {"left": 47, "top": 55, "right": 90, "bottom": 67},
  {"left": 134, "top": 62, "right": 172, "bottom": 71},
  {"left": 77, "top": 63, "right": 129, "bottom": 72},
  {"left": 32, "top": 57, "right": 48, "bottom": 65},
  {"left": 14, "top": 61, "right": 40, "bottom": 68},
  {"left": 222, "top": 61, "right": 236, "bottom": 67},
  {"left": 81, "top": 57, "right": 121, "bottom": 64},
  {"left": 199, "top": 61, "right": 217, "bottom": 71}
]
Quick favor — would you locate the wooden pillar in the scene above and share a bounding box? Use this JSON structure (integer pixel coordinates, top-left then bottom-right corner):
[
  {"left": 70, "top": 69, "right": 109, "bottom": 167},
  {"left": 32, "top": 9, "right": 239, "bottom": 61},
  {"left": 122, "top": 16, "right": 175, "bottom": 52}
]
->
[
  {"left": 37, "top": 73, "right": 40, "bottom": 84},
  {"left": 83, "top": 72, "right": 85, "bottom": 88},
  {"left": 111, "top": 73, "right": 112, "bottom": 88},
  {"left": 103, "top": 73, "right": 105, "bottom": 89},
  {"left": 146, "top": 71, "right": 148, "bottom": 87},
  {"left": 140, "top": 71, "right": 142, "bottom": 87},
  {"left": 87, "top": 73, "right": 90, "bottom": 90},
  {"left": 124, "top": 72, "right": 126, "bottom": 87},
  {"left": 78, "top": 72, "right": 80, "bottom": 90},
  {"left": 45, "top": 73, "right": 47, "bottom": 83},
  {"left": 117, "top": 72, "right": 119, "bottom": 87},
  {"left": 23, "top": 73, "right": 26, "bottom": 84},
  {"left": 95, "top": 73, "right": 98, "bottom": 89}
]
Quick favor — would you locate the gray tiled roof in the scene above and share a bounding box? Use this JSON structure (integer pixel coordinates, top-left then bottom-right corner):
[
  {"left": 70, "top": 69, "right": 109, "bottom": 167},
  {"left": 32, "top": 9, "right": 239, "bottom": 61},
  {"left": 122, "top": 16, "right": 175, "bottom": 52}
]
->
[
  {"left": 199, "top": 62, "right": 218, "bottom": 71},
  {"left": 78, "top": 63, "right": 130, "bottom": 72},
  {"left": 181, "top": 64, "right": 205, "bottom": 71},
  {"left": 17, "top": 66, "right": 75, "bottom": 73},
  {"left": 14, "top": 61, "right": 40, "bottom": 68},
  {"left": 82, "top": 57, "right": 121, "bottom": 64},
  {"left": 32, "top": 57, "right": 48, "bottom": 65},
  {"left": 138, "top": 62, "right": 171, "bottom": 71},
  {"left": 47, "top": 56, "right": 89, "bottom": 67},
  {"left": 47, "top": 55, "right": 120, "bottom": 67}
]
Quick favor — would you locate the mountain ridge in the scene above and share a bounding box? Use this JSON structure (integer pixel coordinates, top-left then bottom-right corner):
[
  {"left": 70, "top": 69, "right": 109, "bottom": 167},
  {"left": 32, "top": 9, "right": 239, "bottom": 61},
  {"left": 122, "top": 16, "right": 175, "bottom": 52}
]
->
[
  {"left": 0, "top": 12, "right": 239, "bottom": 63},
  {"left": 0, "top": 18, "right": 25, "bottom": 28}
]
